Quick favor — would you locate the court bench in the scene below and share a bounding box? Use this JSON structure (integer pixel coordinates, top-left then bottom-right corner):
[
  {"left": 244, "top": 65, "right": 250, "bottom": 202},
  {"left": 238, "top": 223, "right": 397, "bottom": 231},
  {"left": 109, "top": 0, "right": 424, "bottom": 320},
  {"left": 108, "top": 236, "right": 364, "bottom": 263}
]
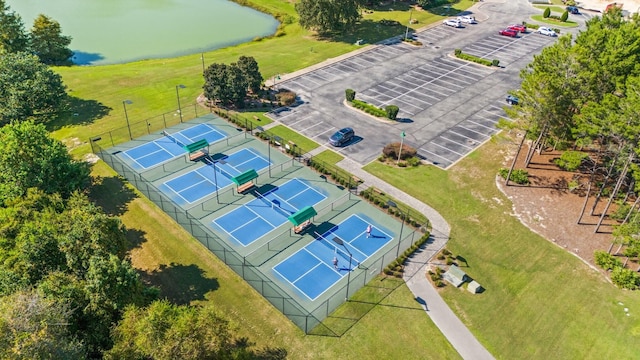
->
[
  {"left": 236, "top": 182, "right": 255, "bottom": 194},
  {"left": 185, "top": 139, "right": 209, "bottom": 161},
  {"left": 293, "top": 220, "right": 311, "bottom": 234}
]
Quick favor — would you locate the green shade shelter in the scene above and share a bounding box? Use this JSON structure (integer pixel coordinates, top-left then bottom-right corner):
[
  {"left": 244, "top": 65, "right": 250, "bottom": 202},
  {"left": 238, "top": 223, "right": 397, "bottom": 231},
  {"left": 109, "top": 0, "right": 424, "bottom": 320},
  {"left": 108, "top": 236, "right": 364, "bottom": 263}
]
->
[
  {"left": 231, "top": 169, "right": 258, "bottom": 186},
  {"left": 288, "top": 206, "right": 317, "bottom": 226},
  {"left": 184, "top": 139, "right": 209, "bottom": 153}
]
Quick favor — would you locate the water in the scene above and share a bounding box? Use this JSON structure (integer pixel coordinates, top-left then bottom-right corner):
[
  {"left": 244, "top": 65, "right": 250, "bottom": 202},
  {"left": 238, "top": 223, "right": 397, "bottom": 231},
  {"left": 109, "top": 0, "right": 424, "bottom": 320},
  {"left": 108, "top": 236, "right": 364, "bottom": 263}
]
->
[{"left": 7, "top": 0, "right": 278, "bottom": 65}]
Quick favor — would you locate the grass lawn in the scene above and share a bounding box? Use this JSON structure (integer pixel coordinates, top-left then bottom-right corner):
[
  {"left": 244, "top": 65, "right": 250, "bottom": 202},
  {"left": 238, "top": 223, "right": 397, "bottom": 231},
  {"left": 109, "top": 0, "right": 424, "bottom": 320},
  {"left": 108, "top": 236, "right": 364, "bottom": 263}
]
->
[
  {"left": 90, "top": 159, "right": 460, "bottom": 359},
  {"left": 313, "top": 150, "right": 344, "bottom": 165},
  {"left": 530, "top": 14, "right": 579, "bottom": 28},
  {"left": 365, "top": 136, "right": 640, "bottom": 359}
]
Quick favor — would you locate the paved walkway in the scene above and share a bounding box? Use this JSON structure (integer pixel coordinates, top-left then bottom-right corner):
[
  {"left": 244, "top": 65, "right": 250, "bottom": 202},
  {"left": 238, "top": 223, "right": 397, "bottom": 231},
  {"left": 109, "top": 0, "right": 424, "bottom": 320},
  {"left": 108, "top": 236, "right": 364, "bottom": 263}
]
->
[{"left": 337, "top": 157, "right": 494, "bottom": 360}]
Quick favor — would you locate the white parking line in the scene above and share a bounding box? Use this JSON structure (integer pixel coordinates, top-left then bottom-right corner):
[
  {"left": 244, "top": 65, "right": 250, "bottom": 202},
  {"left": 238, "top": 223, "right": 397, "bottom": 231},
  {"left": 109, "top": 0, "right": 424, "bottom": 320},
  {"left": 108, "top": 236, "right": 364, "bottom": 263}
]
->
[
  {"left": 466, "top": 118, "right": 497, "bottom": 131},
  {"left": 450, "top": 128, "right": 488, "bottom": 141},
  {"left": 301, "top": 121, "right": 325, "bottom": 133},
  {"left": 459, "top": 124, "right": 491, "bottom": 138},
  {"left": 440, "top": 134, "right": 474, "bottom": 150},
  {"left": 433, "top": 141, "right": 465, "bottom": 156},
  {"left": 288, "top": 113, "right": 317, "bottom": 127},
  {"left": 420, "top": 147, "right": 453, "bottom": 163}
]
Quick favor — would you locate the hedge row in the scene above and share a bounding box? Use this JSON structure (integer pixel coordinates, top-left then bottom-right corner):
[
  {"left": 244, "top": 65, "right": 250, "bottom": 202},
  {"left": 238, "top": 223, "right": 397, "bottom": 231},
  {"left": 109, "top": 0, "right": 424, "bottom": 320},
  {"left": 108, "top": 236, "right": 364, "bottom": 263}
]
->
[
  {"left": 307, "top": 157, "right": 362, "bottom": 189},
  {"left": 383, "top": 232, "right": 431, "bottom": 277},
  {"left": 352, "top": 99, "right": 388, "bottom": 118},
  {"left": 454, "top": 49, "right": 497, "bottom": 67}
]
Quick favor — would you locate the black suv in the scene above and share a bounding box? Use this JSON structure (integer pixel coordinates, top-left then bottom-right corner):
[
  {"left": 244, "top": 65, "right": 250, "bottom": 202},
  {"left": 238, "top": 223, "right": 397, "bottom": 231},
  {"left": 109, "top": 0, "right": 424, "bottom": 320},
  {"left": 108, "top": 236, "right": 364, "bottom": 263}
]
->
[
  {"left": 329, "top": 128, "right": 354, "bottom": 146},
  {"left": 566, "top": 6, "right": 579, "bottom": 14}
]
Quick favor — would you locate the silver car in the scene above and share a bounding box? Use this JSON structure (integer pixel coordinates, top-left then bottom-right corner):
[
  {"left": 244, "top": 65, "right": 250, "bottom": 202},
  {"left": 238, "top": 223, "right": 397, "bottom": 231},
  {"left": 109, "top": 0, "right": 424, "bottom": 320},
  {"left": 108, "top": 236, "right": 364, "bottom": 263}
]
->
[
  {"left": 457, "top": 15, "right": 477, "bottom": 24},
  {"left": 537, "top": 26, "right": 557, "bottom": 37}
]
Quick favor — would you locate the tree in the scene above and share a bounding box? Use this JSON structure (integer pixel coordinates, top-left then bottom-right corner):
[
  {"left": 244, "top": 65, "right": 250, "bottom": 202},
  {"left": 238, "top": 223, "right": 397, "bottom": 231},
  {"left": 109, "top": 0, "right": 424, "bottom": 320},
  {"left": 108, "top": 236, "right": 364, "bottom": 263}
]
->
[
  {"left": 237, "top": 55, "right": 263, "bottom": 94},
  {"left": 203, "top": 62, "right": 248, "bottom": 107},
  {"left": 0, "top": 52, "right": 68, "bottom": 124},
  {"left": 543, "top": 7, "right": 551, "bottom": 18},
  {"left": 0, "top": 291, "right": 85, "bottom": 359},
  {"left": 30, "top": 14, "right": 73, "bottom": 65},
  {"left": 107, "top": 301, "right": 287, "bottom": 360},
  {"left": 296, "top": 0, "right": 364, "bottom": 35},
  {"left": 0, "top": 0, "right": 29, "bottom": 54},
  {"left": 0, "top": 121, "right": 89, "bottom": 203}
]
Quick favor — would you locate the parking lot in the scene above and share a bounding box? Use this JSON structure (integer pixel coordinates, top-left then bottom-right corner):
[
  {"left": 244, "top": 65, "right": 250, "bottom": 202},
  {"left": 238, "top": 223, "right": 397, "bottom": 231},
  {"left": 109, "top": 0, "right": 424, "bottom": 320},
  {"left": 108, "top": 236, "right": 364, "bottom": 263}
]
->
[{"left": 268, "top": 3, "right": 561, "bottom": 168}]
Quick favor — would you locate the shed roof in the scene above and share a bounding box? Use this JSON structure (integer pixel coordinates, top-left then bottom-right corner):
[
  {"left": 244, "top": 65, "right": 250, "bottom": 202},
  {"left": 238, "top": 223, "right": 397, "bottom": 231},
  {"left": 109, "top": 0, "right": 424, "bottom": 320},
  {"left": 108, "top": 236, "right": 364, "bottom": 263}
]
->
[
  {"left": 231, "top": 169, "right": 258, "bottom": 186},
  {"left": 288, "top": 206, "right": 317, "bottom": 226}
]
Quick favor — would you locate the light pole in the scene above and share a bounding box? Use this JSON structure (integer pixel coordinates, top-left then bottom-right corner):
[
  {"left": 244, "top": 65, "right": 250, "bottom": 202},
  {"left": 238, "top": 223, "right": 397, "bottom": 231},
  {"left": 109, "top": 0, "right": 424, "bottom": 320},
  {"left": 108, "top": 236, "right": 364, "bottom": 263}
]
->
[
  {"left": 122, "top": 100, "right": 133, "bottom": 140},
  {"left": 201, "top": 52, "right": 205, "bottom": 74},
  {"left": 176, "top": 84, "right": 186, "bottom": 123},
  {"left": 404, "top": 9, "right": 413, "bottom": 41},
  {"left": 332, "top": 236, "right": 353, "bottom": 300},
  {"left": 211, "top": 158, "right": 226, "bottom": 204},
  {"left": 256, "top": 126, "right": 271, "bottom": 177},
  {"left": 387, "top": 200, "right": 405, "bottom": 257}
]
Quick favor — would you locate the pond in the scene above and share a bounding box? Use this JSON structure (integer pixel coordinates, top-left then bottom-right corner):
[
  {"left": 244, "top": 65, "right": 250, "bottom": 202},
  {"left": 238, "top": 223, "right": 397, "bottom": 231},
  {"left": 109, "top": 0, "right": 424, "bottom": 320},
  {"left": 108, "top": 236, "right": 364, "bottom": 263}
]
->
[{"left": 7, "top": 0, "right": 278, "bottom": 65}]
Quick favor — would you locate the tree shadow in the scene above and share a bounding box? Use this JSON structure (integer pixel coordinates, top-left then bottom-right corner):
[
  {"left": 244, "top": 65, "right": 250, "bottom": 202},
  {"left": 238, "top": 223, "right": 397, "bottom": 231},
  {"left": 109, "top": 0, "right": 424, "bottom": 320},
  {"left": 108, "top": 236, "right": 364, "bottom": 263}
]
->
[
  {"left": 142, "top": 263, "right": 219, "bottom": 305},
  {"left": 47, "top": 96, "right": 111, "bottom": 131},
  {"left": 125, "top": 228, "right": 148, "bottom": 251},
  {"left": 316, "top": 5, "right": 463, "bottom": 45},
  {"left": 88, "top": 175, "right": 137, "bottom": 216}
]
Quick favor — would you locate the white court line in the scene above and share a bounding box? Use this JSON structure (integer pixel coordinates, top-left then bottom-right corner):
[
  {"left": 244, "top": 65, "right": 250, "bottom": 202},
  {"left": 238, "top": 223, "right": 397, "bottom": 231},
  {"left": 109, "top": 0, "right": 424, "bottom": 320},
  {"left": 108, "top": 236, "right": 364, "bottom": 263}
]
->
[
  {"left": 245, "top": 201, "right": 280, "bottom": 228},
  {"left": 227, "top": 217, "right": 267, "bottom": 246},
  {"left": 136, "top": 148, "right": 172, "bottom": 168},
  {"left": 420, "top": 147, "right": 454, "bottom": 163},
  {"left": 440, "top": 134, "right": 475, "bottom": 150},
  {"left": 164, "top": 178, "right": 202, "bottom": 205},
  {"left": 432, "top": 141, "right": 465, "bottom": 156}
]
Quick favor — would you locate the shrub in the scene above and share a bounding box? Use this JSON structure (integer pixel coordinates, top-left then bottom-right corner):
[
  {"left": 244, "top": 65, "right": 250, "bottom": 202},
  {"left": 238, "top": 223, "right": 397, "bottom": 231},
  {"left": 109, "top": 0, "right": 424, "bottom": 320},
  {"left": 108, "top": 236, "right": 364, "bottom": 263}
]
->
[
  {"left": 442, "top": 249, "right": 451, "bottom": 255},
  {"left": 498, "top": 168, "right": 530, "bottom": 185},
  {"left": 383, "top": 142, "right": 417, "bottom": 160},
  {"left": 407, "top": 157, "right": 421, "bottom": 167},
  {"left": 594, "top": 250, "right": 623, "bottom": 270},
  {"left": 276, "top": 90, "right": 297, "bottom": 106},
  {"left": 525, "top": 22, "right": 540, "bottom": 30},
  {"left": 454, "top": 51, "right": 493, "bottom": 66},
  {"left": 561, "top": 10, "right": 569, "bottom": 22},
  {"left": 611, "top": 267, "right": 640, "bottom": 290},
  {"left": 610, "top": 201, "right": 632, "bottom": 222},
  {"left": 345, "top": 88, "right": 356, "bottom": 102},
  {"left": 385, "top": 105, "right": 400, "bottom": 120},
  {"left": 446, "top": 257, "right": 454, "bottom": 265},
  {"left": 434, "top": 279, "right": 444, "bottom": 287},
  {"left": 554, "top": 151, "right": 588, "bottom": 171},
  {"left": 492, "top": 59, "right": 500, "bottom": 67},
  {"left": 454, "top": 48, "right": 462, "bottom": 56},
  {"left": 398, "top": 161, "right": 407, "bottom": 167},
  {"left": 351, "top": 99, "right": 387, "bottom": 117},
  {"left": 543, "top": 7, "right": 551, "bottom": 18},
  {"left": 437, "top": 254, "right": 445, "bottom": 260}
]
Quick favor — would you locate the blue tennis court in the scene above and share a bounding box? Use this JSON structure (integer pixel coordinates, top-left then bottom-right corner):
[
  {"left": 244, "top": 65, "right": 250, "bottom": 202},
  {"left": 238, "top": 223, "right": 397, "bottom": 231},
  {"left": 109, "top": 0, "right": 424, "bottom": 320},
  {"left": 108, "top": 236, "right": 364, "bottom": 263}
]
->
[
  {"left": 273, "top": 214, "right": 393, "bottom": 300},
  {"left": 212, "top": 178, "right": 327, "bottom": 246},
  {"left": 160, "top": 148, "right": 270, "bottom": 205},
  {"left": 117, "top": 123, "right": 226, "bottom": 170}
]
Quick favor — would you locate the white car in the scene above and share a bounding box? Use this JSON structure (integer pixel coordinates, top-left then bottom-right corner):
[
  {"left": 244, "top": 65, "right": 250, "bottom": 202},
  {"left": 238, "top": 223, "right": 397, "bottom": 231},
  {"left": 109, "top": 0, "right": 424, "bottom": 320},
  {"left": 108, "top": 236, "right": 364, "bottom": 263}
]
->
[
  {"left": 457, "top": 15, "right": 477, "bottom": 24},
  {"left": 443, "top": 19, "right": 462, "bottom": 28},
  {"left": 537, "top": 26, "right": 557, "bottom": 37}
]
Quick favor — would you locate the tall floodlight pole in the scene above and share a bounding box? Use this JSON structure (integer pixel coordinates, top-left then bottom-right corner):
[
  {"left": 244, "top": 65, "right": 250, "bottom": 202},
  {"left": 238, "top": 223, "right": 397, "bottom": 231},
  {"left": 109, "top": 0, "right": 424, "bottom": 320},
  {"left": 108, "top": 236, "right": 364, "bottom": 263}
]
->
[
  {"left": 176, "top": 84, "right": 186, "bottom": 123},
  {"left": 122, "top": 100, "right": 133, "bottom": 140},
  {"left": 332, "top": 237, "right": 353, "bottom": 300},
  {"left": 387, "top": 200, "right": 405, "bottom": 257},
  {"left": 256, "top": 126, "right": 271, "bottom": 177},
  {"left": 405, "top": 9, "right": 413, "bottom": 40},
  {"left": 397, "top": 131, "right": 406, "bottom": 164},
  {"left": 201, "top": 52, "right": 205, "bottom": 74}
]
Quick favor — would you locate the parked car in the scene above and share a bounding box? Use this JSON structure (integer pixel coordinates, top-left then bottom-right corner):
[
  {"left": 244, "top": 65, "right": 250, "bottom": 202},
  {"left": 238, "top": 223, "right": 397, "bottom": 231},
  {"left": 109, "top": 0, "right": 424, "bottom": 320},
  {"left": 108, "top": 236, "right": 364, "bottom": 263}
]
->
[
  {"left": 457, "top": 15, "right": 477, "bottom": 24},
  {"left": 566, "top": 5, "right": 579, "bottom": 14},
  {"left": 329, "top": 127, "right": 355, "bottom": 147},
  {"left": 499, "top": 28, "right": 518, "bottom": 38},
  {"left": 506, "top": 95, "right": 519, "bottom": 105},
  {"left": 443, "top": 19, "right": 463, "bottom": 28},
  {"left": 537, "top": 26, "right": 557, "bottom": 37},
  {"left": 507, "top": 24, "right": 527, "bottom": 33}
]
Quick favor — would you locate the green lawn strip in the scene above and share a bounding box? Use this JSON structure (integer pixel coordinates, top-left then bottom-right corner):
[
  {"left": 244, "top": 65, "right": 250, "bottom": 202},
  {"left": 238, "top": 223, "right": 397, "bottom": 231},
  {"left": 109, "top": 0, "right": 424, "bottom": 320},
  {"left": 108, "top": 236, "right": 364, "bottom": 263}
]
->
[
  {"left": 89, "top": 160, "right": 459, "bottom": 358},
  {"left": 530, "top": 14, "right": 578, "bottom": 27},
  {"left": 312, "top": 150, "right": 344, "bottom": 165},
  {"left": 266, "top": 124, "right": 319, "bottom": 154},
  {"left": 364, "top": 137, "right": 640, "bottom": 359}
]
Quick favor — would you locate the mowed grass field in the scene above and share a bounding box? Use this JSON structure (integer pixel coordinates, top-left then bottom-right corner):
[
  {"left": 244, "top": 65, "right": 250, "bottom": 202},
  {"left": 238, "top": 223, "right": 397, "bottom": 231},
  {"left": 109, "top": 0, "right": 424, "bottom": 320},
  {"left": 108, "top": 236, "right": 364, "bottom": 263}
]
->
[
  {"left": 50, "top": 0, "right": 640, "bottom": 358},
  {"left": 365, "top": 137, "right": 640, "bottom": 359}
]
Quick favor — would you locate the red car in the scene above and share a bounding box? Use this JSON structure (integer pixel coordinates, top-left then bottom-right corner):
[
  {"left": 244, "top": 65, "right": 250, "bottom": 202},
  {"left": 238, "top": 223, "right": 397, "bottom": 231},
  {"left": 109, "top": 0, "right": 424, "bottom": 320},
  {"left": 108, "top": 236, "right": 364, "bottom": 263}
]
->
[
  {"left": 507, "top": 24, "right": 527, "bottom": 33},
  {"left": 499, "top": 29, "right": 518, "bottom": 37}
]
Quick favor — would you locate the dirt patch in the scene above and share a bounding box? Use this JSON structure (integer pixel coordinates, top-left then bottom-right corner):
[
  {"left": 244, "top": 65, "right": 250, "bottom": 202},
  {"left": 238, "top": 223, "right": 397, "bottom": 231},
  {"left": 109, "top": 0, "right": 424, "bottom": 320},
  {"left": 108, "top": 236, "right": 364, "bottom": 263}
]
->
[{"left": 497, "top": 137, "right": 640, "bottom": 274}]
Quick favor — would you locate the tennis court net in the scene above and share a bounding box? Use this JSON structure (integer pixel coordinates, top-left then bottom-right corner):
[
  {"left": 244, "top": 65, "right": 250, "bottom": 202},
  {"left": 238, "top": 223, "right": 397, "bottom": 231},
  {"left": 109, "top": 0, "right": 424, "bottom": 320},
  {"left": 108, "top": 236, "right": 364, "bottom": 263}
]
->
[
  {"left": 202, "top": 156, "right": 235, "bottom": 179},
  {"left": 253, "top": 191, "right": 292, "bottom": 219},
  {"left": 162, "top": 130, "right": 186, "bottom": 148},
  {"left": 314, "top": 231, "right": 353, "bottom": 266}
]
